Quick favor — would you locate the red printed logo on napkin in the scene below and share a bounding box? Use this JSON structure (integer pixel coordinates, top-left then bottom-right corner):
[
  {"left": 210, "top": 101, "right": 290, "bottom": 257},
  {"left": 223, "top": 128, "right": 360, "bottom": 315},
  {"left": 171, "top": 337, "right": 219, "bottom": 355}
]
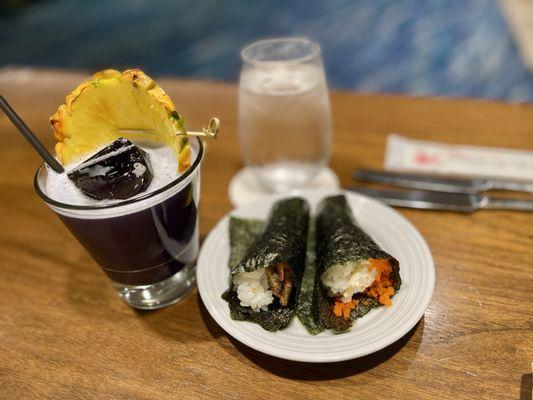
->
[{"left": 414, "top": 151, "right": 441, "bottom": 165}]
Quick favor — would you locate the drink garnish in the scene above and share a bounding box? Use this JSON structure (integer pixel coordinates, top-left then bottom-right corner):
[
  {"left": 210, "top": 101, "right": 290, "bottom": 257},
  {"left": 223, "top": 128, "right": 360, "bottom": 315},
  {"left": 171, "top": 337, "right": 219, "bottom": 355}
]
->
[
  {"left": 67, "top": 138, "right": 153, "bottom": 200},
  {"left": 51, "top": 69, "right": 191, "bottom": 172}
]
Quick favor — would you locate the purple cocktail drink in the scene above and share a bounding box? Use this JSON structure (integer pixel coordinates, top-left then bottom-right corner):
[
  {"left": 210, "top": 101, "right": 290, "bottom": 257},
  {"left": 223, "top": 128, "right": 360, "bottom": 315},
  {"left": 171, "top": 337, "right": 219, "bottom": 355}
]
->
[{"left": 35, "top": 138, "right": 203, "bottom": 309}]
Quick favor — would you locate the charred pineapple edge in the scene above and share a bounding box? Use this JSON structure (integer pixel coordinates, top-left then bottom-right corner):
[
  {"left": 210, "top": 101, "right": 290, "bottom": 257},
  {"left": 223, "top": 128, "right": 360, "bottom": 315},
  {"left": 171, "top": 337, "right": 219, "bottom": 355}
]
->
[{"left": 50, "top": 69, "right": 191, "bottom": 172}]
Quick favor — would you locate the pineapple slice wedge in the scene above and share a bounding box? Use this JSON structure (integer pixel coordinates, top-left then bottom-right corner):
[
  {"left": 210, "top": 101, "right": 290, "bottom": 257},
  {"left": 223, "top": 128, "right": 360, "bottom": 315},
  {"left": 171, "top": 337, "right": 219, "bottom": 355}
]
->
[{"left": 51, "top": 69, "right": 190, "bottom": 172}]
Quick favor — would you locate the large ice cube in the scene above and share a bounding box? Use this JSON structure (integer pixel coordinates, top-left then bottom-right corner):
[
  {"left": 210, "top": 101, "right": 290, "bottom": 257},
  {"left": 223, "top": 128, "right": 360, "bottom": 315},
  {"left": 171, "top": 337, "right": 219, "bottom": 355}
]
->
[{"left": 68, "top": 138, "right": 153, "bottom": 200}]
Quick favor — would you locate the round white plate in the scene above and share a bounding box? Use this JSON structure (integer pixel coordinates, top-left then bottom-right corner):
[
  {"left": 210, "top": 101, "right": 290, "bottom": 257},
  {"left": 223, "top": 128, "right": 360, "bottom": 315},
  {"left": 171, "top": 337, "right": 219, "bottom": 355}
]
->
[{"left": 197, "top": 189, "right": 434, "bottom": 363}]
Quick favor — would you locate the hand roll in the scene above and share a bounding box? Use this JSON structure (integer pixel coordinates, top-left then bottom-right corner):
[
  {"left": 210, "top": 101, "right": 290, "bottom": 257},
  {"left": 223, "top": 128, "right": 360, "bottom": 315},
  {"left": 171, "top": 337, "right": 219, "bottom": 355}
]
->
[
  {"left": 224, "top": 197, "right": 310, "bottom": 331},
  {"left": 314, "top": 195, "right": 401, "bottom": 332}
]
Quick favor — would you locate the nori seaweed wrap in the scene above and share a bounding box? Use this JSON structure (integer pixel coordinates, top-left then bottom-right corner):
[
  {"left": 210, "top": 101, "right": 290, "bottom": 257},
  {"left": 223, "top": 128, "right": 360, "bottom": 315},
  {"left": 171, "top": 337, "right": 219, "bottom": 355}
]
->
[
  {"left": 314, "top": 195, "right": 401, "bottom": 332},
  {"left": 227, "top": 217, "right": 264, "bottom": 270},
  {"left": 223, "top": 197, "right": 310, "bottom": 331}
]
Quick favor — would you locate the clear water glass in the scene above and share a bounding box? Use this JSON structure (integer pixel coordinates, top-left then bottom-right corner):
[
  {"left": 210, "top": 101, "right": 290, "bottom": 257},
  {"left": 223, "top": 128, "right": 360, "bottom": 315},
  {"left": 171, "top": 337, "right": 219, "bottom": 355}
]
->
[{"left": 238, "top": 38, "right": 332, "bottom": 193}]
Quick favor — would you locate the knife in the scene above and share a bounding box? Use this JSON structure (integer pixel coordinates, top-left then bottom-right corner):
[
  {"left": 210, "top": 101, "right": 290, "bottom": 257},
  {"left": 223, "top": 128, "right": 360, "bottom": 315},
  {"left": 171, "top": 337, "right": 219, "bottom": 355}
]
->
[
  {"left": 349, "top": 187, "right": 533, "bottom": 212},
  {"left": 354, "top": 169, "right": 533, "bottom": 194}
]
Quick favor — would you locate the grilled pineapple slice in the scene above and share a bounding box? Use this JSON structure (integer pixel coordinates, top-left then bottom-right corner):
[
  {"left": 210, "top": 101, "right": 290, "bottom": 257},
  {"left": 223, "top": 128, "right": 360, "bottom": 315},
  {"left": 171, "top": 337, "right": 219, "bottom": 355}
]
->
[{"left": 51, "top": 69, "right": 190, "bottom": 172}]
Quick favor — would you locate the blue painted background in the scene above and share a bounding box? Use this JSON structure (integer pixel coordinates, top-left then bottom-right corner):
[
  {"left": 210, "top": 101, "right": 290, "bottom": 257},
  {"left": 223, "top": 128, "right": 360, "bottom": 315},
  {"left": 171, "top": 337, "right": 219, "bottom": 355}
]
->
[{"left": 2, "top": 0, "right": 533, "bottom": 101}]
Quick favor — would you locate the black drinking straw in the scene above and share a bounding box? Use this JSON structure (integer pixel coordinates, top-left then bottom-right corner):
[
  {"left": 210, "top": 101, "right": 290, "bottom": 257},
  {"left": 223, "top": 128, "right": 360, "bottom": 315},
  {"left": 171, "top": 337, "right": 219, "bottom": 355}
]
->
[{"left": 0, "top": 94, "right": 64, "bottom": 173}]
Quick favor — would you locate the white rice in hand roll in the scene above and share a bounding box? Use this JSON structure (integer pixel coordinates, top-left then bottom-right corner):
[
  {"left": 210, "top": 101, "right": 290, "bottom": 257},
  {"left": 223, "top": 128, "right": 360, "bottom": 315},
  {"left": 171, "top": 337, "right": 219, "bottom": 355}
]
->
[{"left": 233, "top": 269, "right": 274, "bottom": 312}]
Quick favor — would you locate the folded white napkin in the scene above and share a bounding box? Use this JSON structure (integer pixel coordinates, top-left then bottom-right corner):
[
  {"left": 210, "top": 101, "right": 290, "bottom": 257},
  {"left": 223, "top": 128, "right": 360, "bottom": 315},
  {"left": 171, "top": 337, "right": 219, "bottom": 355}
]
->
[{"left": 385, "top": 134, "right": 533, "bottom": 182}]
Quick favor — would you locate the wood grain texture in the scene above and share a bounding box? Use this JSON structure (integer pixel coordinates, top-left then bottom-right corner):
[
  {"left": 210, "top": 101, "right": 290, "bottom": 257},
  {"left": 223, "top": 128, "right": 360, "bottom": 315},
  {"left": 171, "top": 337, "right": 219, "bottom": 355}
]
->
[{"left": 0, "top": 68, "right": 532, "bottom": 400}]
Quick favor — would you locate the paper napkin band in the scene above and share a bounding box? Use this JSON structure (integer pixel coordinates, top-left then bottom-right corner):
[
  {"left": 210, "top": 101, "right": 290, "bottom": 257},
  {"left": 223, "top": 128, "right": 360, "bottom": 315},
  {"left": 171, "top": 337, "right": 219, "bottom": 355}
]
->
[{"left": 385, "top": 134, "right": 533, "bottom": 182}]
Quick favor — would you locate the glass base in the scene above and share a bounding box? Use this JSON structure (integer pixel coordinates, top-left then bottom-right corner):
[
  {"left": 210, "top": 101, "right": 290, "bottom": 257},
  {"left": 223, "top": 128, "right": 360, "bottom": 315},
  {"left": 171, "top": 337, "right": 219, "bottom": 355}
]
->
[
  {"left": 112, "top": 262, "right": 196, "bottom": 310},
  {"left": 228, "top": 166, "right": 339, "bottom": 208}
]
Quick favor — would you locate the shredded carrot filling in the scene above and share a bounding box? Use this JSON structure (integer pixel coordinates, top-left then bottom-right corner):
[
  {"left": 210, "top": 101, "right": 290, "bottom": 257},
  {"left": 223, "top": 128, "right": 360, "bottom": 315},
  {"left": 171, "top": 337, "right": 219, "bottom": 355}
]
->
[
  {"left": 365, "top": 258, "right": 395, "bottom": 306},
  {"left": 333, "top": 298, "right": 358, "bottom": 319},
  {"left": 331, "top": 258, "right": 395, "bottom": 319}
]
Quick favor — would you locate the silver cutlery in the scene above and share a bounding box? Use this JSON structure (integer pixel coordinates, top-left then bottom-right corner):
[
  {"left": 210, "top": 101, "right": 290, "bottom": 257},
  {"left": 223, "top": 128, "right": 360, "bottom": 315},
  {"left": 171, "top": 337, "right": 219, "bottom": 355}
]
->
[
  {"left": 354, "top": 169, "right": 533, "bottom": 194},
  {"left": 349, "top": 187, "right": 533, "bottom": 212}
]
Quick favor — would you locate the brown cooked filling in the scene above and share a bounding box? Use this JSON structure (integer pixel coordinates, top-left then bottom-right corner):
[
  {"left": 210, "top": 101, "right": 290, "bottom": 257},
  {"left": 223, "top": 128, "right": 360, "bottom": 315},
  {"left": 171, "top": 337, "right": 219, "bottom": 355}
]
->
[{"left": 265, "top": 263, "right": 292, "bottom": 306}]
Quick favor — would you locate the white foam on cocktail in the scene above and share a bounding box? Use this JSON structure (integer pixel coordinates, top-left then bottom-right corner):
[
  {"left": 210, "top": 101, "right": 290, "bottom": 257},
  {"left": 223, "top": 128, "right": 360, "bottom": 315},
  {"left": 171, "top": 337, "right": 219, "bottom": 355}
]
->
[{"left": 44, "top": 144, "right": 181, "bottom": 206}]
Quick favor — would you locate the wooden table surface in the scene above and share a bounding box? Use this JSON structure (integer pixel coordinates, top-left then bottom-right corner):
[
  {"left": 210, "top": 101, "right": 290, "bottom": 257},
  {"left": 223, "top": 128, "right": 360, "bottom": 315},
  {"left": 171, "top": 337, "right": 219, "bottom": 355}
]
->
[{"left": 0, "top": 68, "right": 532, "bottom": 400}]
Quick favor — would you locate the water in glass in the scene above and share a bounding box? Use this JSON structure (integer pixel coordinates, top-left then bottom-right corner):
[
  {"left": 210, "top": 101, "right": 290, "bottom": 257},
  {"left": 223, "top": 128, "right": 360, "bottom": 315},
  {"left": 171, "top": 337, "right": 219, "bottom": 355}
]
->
[{"left": 238, "top": 38, "right": 332, "bottom": 193}]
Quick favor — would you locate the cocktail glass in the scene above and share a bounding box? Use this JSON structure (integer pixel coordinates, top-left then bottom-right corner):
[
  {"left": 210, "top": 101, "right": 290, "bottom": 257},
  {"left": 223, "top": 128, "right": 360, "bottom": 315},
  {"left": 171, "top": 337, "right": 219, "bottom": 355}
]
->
[{"left": 34, "top": 138, "right": 204, "bottom": 310}]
